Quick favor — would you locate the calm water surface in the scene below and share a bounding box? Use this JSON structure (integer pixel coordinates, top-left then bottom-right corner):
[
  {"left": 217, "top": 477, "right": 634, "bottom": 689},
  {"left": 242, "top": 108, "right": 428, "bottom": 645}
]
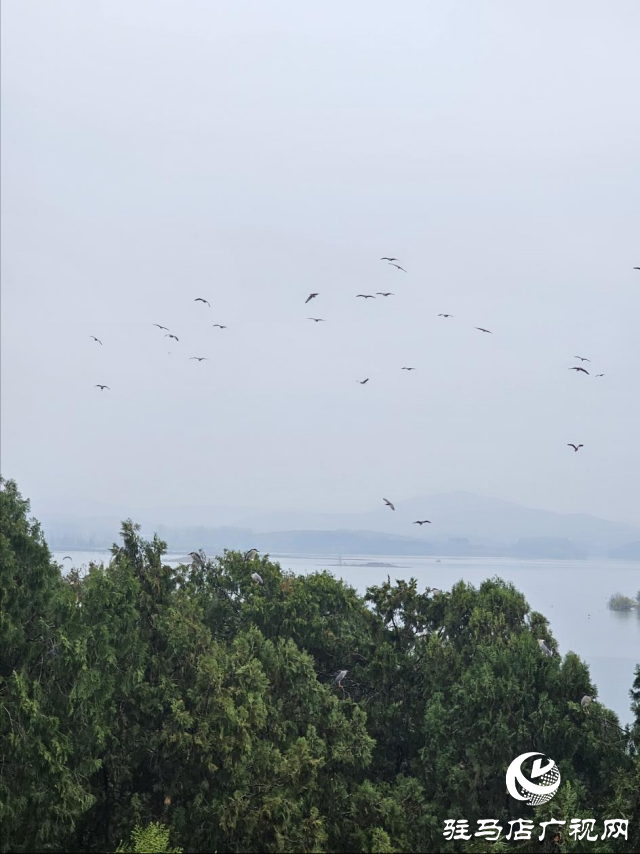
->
[{"left": 54, "top": 550, "right": 639, "bottom": 726}]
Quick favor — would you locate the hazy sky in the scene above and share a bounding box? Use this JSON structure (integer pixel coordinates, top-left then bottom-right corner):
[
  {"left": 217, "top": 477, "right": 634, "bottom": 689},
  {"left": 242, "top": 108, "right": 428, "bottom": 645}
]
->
[{"left": 2, "top": 1, "right": 639, "bottom": 526}]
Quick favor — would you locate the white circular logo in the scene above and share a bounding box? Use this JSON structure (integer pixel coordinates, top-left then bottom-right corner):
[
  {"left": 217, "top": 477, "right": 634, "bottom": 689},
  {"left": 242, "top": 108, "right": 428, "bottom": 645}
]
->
[{"left": 506, "top": 752, "right": 561, "bottom": 806}]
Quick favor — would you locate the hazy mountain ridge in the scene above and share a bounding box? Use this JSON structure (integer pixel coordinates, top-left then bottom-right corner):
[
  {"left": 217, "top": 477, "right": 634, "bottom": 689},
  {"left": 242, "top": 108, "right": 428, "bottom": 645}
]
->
[
  {"left": 38, "top": 491, "right": 639, "bottom": 558},
  {"left": 230, "top": 491, "right": 639, "bottom": 550}
]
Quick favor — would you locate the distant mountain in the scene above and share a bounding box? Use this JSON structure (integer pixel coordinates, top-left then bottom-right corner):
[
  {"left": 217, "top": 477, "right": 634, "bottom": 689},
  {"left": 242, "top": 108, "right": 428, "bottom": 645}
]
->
[
  {"left": 232, "top": 491, "right": 639, "bottom": 553},
  {"left": 36, "top": 491, "right": 639, "bottom": 557},
  {"left": 608, "top": 541, "right": 640, "bottom": 560}
]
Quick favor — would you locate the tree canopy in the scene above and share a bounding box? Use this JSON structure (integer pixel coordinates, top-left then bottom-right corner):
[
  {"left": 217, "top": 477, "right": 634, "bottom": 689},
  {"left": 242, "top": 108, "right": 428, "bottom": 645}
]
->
[{"left": 1, "top": 478, "right": 638, "bottom": 852}]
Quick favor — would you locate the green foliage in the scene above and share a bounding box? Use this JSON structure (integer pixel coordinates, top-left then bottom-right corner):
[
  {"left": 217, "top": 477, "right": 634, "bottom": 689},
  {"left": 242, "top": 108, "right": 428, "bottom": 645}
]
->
[
  {"left": 116, "top": 822, "right": 182, "bottom": 853},
  {"left": 1, "top": 477, "right": 638, "bottom": 853}
]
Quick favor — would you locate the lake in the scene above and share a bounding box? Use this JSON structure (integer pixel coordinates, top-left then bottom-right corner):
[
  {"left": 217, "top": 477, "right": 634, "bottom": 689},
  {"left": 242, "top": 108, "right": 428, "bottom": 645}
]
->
[{"left": 53, "top": 550, "right": 639, "bottom": 726}]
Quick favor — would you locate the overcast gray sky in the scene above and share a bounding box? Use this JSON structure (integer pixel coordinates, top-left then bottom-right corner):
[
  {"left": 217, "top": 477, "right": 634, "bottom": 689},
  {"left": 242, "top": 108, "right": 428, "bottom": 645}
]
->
[{"left": 2, "top": 1, "right": 639, "bottom": 526}]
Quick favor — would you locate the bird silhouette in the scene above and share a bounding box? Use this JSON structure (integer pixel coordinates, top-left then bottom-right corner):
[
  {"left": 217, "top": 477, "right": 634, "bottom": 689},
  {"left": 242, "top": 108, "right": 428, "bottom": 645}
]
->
[
  {"left": 62, "top": 556, "right": 73, "bottom": 561},
  {"left": 153, "top": 324, "right": 169, "bottom": 331},
  {"left": 308, "top": 317, "right": 326, "bottom": 322},
  {"left": 475, "top": 327, "right": 492, "bottom": 334},
  {"left": 189, "top": 356, "right": 208, "bottom": 362},
  {"left": 356, "top": 294, "right": 376, "bottom": 299},
  {"left": 376, "top": 292, "right": 394, "bottom": 297},
  {"left": 413, "top": 520, "right": 431, "bottom": 525},
  {"left": 305, "top": 293, "right": 318, "bottom": 304},
  {"left": 438, "top": 314, "right": 453, "bottom": 318},
  {"left": 569, "top": 366, "right": 589, "bottom": 374},
  {"left": 90, "top": 336, "right": 103, "bottom": 345},
  {"left": 574, "top": 356, "right": 590, "bottom": 362},
  {"left": 380, "top": 257, "right": 397, "bottom": 262},
  {"left": 595, "top": 373, "right": 605, "bottom": 377},
  {"left": 165, "top": 334, "right": 179, "bottom": 342},
  {"left": 383, "top": 498, "right": 395, "bottom": 511},
  {"left": 194, "top": 298, "right": 210, "bottom": 307},
  {"left": 401, "top": 367, "right": 416, "bottom": 371},
  {"left": 212, "top": 324, "right": 227, "bottom": 329},
  {"left": 567, "top": 444, "right": 584, "bottom": 452},
  {"left": 634, "top": 267, "right": 640, "bottom": 270},
  {"left": 95, "top": 384, "right": 110, "bottom": 390},
  {"left": 388, "top": 263, "right": 407, "bottom": 272},
  {"left": 358, "top": 378, "right": 369, "bottom": 384}
]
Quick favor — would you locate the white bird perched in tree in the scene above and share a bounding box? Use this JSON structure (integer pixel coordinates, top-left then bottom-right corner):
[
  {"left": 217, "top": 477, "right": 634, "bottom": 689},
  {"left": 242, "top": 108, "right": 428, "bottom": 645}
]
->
[
  {"left": 251, "top": 571, "right": 264, "bottom": 585},
  {"left": 333, "top": 669, "right": 348, "bottom": 688},
  {"left": 538, "top": 638, "right": 553, "bottom": 657},
  {"left": 189, "top": 550, "right": 206, "bottom": 569},
  {"left": 244, "top": 548, "right": 259, "bottom": 562},
  {"left": 581, "top": 695, "right": 593, "bottom": 713}
]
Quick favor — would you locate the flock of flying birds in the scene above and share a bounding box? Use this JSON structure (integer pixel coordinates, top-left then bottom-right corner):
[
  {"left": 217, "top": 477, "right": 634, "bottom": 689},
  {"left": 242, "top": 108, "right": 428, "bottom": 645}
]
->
[{"left": 88, "top": 258, "right": 636, "bottom": 535}]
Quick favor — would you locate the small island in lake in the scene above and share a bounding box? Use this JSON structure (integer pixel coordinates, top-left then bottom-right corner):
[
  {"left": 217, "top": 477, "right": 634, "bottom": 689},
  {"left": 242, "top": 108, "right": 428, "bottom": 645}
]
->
[{"left": 608, "top": 590, "right": 640, "bottom": 611}]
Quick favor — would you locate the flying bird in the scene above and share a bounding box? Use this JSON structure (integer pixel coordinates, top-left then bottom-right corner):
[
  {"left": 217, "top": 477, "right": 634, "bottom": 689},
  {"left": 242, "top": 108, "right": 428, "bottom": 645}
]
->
[
  {"left": 308, "top": 317, "right": 326, "bottom": 322},
  {"left": 595, "top": 373, "right": 605, "bottom": 377},
  {"left": 438, "top": 314, "right": 453, "bottom": 318},
  {"left": 569, "top": 367, "right": 589, "bottom": 374},
  {"left": 165, "top": 334, "right": 179, "bottom": 342},
  {"left": 305, "top": 293, "right": 318, "bottom": 304},
  {"left": 401, "top": 367, "right": 416, "bottom": 371},
  {"left": 212, "top": 324, "right": 227, "bottom": 329},
  {"left": 251, "top": 571, "right": 264, "bottom": 585},
  {"left": 567, "top": 444, "right": 584, "bottom": 452},
  {"left": 153, "top": 324, "right": 169, "bottom": 331},
  {"left": 358, "top": 378, "right": 369, "bottom": 384},
  {"left": 333, "top": 669, "right": 348, "bottom": 688},
  {"left": 194, "top": 298, "right": 210, "bottom": 307},
  {"left": 62, "top": 556, "right": 73, "bottom": 561},
  {"left": 380, "top": 257, "right": 397, "bottom": 262},
  {"left": 189, "top": 357, "right": 208, "bottom": 362},
  {"left": 475, "top": 327, "right": 492, "bottom": 334},
  {"left": 356, "top": 294, "right": 376, "bottom": 299},
  {"left": 95, "top": 384, "right": 110, "bottom": 390},
  {"left": 244, "top": 548, "right": 259, "bottom": 562},
  {"left": 634, "top": 267, "right": 640, "bottom": 270},
  {"left": 383, "top": 498, "right": 395, "bottom": 511},
  {"left": 376, "top": 292, "right": 394, "bottom": 297},
  {"left": 90, "top": 336, "right": 103, "bottom": 345},
  {"left": 413, "top": 520, "right": 431, "bottom": 525},
  {"left": 574, "top": 356, "right": 590, "bottom": 362},
  {"left": 388, "top": 263, "right": 407, "bottom": 272},
  {"left": 538, "top": 639, "right": 553, "bottom": 657}
]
